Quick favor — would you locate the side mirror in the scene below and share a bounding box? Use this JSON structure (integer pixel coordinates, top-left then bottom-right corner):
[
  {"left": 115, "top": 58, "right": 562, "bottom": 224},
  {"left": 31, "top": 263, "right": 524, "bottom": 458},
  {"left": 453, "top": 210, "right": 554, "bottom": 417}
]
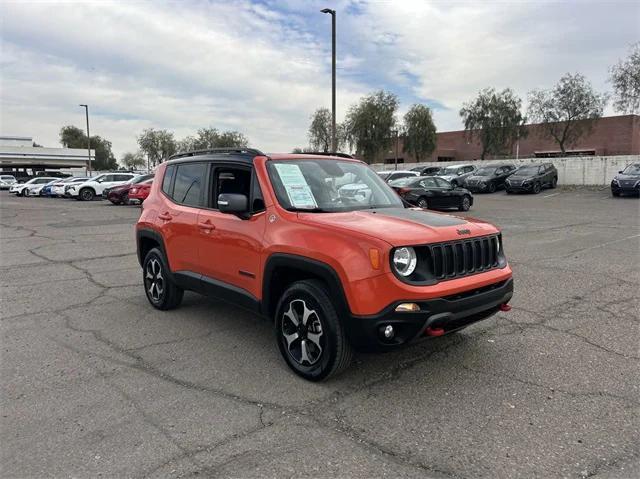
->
[
  {"left": 218, "top": 193, "right": 248, "bottom": 215},
  {"left": 618, "top": 170, "right": 623, "bottom": 174}
]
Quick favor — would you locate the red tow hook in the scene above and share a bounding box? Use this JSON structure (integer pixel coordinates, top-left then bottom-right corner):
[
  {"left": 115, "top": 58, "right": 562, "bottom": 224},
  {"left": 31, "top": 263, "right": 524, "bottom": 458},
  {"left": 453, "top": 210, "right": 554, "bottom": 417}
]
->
[
  {"left": 499, "top": 303, "right": 512, "bottom": 312},
  {"left": 425, "top": 327, "right": 445, "bottom": 337}
]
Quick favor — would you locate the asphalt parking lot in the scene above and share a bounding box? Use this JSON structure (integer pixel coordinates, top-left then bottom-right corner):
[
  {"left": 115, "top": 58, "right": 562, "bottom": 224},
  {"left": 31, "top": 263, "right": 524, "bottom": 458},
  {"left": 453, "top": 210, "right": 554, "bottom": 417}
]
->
[{"left": 1, "top": 188, "right": 638, "bottom": 479}]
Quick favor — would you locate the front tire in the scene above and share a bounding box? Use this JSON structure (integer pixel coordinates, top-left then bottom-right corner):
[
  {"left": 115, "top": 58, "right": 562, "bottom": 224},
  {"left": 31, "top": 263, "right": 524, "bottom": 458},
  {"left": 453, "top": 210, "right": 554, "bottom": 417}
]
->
[
  {"left": 143, "top": 248, "right": 183, "bottom": 310},
  {"left": 487, "top": 182, "right": 496, "bottom": 193},
  {"left": 532, "top": 182, "right": 541, "bottom": 194},
  {"left": 275, "top": 280, "right": 352, "bottom": 381},
  {"left": 458, "top": 195, "right": 471, "bottom": 211},
  {"left": 79, "top": 188, "right": 95, "bottom": 201}
]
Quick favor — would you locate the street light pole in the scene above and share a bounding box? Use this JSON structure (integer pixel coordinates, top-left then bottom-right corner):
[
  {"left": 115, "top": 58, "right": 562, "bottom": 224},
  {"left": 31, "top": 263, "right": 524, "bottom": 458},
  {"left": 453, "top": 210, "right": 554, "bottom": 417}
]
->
[
  {"left": 321, "top": 8, "right": 336, "bottom": 152},
  {"left": 393, "top": 130, "right": 399, "bottom": 170},
  {"left": 79, "top": 104, "right": 92, "bottom": 176}
]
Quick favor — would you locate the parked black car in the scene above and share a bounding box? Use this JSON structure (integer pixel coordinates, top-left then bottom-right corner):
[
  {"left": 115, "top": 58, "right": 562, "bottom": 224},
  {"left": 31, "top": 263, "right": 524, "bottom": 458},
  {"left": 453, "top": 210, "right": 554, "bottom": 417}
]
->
[
  {"left": 463, "top": 163, "right": 517, "bottom": 193},
  {"left": 505, "top": 163, "right": 558, "bottom": 194},
  {"left": 389, "top": 176, "right": 474, "bottom": 211},
  {"left": 410, "top": 165, "right": 443, "bottom": 176},
  {"left": 611, "top": 163, "right": 640, "bottom": 197}
]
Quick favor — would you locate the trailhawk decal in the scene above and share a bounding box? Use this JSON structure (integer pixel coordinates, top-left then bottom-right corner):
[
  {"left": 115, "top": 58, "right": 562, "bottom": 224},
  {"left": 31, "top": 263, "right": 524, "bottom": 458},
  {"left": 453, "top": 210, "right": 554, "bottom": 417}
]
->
[{"left": 369, "top": 208, "right": 467, "bottom": 227}]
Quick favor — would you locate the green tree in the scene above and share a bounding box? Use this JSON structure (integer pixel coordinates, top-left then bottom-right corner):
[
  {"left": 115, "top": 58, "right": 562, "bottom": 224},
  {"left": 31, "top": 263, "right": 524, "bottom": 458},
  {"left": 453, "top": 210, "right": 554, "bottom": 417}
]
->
[
  {"left": 609, "top": 42, "right": 640, "bottom": 114},
  {"left": 59, "top": 125, "right": 117, "bottom": 170},
  {"left": 308, "top": 108, "right": 332, "bottom": 152},
  {"left": 403, "top": 104, "right": 437, "bottom": 162},
  {"left": 177, "top": 128, "right": 249, "bottom": 153},
  {"left": 528, "top": 73, "right": 607, "bottom": 154},
  {"left": 343, "top": 90, "right": 399, "bottom": 163},
  {"left": 137, "top": 128, "right": 177, "bottom": 166},
  {"left": 121, "top": 152, "right": 146, "bottom": 169},
  {"left": 460, "top": 88, "right": 526, "bottom": 160}
]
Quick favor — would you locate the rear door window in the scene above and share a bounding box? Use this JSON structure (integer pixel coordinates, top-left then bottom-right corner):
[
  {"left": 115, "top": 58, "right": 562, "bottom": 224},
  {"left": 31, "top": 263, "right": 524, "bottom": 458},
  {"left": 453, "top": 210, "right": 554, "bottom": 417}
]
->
[{"left": 172, "top": 163, "right": 206, "bottom": 207}]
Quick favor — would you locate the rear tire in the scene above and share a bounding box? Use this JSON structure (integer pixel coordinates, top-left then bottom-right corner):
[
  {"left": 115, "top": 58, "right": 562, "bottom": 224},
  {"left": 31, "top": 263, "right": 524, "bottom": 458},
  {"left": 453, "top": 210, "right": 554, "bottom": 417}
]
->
[
  {"left": 487, "top": 182, "right": 496, "bottom": 193},
  {"left": 550, "top": 177, "right": 557, "bottom": 188},
  {"left": 275, "top": 280, "right": 352, "bottom": 381},
  {"left": 458, "top": 195, "right": 471, "bottom": 211},
  {"left": 143, "top": 248, "right": 183, "bottom": 310}
]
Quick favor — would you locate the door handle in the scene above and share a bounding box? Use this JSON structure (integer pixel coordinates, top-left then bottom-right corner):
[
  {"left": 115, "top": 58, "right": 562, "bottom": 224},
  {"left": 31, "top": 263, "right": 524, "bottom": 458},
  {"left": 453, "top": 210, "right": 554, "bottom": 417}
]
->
[
  {"left": 158, "top": 212, "right": 172, "bottom": 221},
  {"left": 198, "top": 220, "right": 215, "bottom": 232}
]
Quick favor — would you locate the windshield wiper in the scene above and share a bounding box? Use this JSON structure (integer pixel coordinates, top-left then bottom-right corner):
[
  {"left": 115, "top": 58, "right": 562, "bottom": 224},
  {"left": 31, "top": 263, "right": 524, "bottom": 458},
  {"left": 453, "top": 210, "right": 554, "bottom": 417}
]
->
[{"left": 286, "top": 207, "right": 330, "bottom": 213}]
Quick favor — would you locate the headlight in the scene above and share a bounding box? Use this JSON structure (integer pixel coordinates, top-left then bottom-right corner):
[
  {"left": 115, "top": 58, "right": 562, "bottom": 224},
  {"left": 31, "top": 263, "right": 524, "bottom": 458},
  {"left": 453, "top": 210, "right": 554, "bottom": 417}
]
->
[
  {"left": 393, "top": 247, "right": 417, "bottom": 277},
  {"left": 612, "top": 178, "right": 619, "bottom": 185}
]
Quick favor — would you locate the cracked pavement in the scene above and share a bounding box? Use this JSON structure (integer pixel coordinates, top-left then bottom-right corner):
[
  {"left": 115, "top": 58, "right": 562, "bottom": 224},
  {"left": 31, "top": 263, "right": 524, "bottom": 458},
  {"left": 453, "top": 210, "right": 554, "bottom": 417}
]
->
[{"left": 1, "top": 188, "right": 638, "bottom": 478}]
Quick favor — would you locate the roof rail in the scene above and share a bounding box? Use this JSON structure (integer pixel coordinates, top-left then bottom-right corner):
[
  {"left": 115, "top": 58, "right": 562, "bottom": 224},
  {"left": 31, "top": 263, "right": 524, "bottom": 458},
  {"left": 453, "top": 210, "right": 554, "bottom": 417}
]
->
[
  {"left": 296, "top": 151, "right": 354, "bottom": 159},
  {"left": 169, "top": 147, "right": 265, "bottom": 160}
]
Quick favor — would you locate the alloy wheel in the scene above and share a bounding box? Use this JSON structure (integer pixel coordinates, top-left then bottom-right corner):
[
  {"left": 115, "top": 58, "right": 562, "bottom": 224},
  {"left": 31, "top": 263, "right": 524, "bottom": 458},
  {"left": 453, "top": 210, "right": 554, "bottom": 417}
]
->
[
  {"left": 461, "top": 196, "right": 471, "bottom": 211},
  {"left": 281, "top": 299, "right": 324, "bottom": 366},
  {"left": 418, "top": 198, "right": 428, "bottom": 209},
  {"left": 145, "top": 258, "right": 164, "bottom": 302}
]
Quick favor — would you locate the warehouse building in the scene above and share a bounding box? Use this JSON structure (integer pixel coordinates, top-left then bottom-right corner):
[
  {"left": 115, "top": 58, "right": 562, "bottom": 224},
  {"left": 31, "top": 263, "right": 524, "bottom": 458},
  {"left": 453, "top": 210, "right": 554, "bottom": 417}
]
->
[
  {"left": 380, "top": 114, "right": 640, "bottom": 164},
  {"left": 0, "top": 136, "right": 94, "bottom": 179}
]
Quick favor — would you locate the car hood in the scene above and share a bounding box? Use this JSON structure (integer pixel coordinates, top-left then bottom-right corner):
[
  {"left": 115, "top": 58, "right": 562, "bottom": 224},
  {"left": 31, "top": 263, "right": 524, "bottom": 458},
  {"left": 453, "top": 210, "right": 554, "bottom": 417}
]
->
[
  {"left": 466, "top": 175, "right": 492, "bottom": 181},
  {"left": 614, "top": 173, "right": 640, "bottom": 181},
  {"left": 507, "top": 175, "right": 534, "bottom": 181},
  {"left": 297, "top": 207, "right": 498, "bottom": 246},
  {"left": 438, "top": 175, "right": 457, "bottom": 181}
]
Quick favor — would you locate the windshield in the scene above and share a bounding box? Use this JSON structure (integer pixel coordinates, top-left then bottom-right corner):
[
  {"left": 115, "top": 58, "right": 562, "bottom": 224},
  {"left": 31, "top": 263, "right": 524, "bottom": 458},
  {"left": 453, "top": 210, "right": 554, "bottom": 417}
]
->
[
  {"left": 474, "top": 167, "right": 496, "bottom": 176},
  {"left": 1, "top": 175, "right": 15, "bottom": 180},
  {"left": 622, "top": 164, "right": 640, "bottom": 175},
  {"left": 516, "top": 166, "right": 540, "bottom": 175},
  {"left": 437, "top": 167, "right": 460, "bottom": 176},
  {"left": 267, "top": 159, "right": 403, "bottom": 212}
]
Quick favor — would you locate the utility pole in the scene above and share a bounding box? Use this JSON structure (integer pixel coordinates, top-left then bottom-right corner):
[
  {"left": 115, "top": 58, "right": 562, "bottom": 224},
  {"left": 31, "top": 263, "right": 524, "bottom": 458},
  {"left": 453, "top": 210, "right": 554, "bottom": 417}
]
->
[
  {"left": 321, "top": 8, "right": 336, "bottom": 152},
  {"left": 79, "top": 104, "right": 92, "bottom": 176},
  {"left": 394, "top": 130, "right": 399, "bottom": 171}
]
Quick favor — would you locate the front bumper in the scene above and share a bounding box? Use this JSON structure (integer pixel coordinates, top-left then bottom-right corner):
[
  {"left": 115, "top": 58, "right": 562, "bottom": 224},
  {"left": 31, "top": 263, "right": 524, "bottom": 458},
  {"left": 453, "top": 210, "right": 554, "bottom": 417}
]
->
[
  {"left": 344, "top": 277, "right": 513, "bottom": 351},
  {"left": 505, "top": 183, "right": 532, "bottom": 192},
  {"left": 611, "top": 183, "right": 639, "bottom": 195}
]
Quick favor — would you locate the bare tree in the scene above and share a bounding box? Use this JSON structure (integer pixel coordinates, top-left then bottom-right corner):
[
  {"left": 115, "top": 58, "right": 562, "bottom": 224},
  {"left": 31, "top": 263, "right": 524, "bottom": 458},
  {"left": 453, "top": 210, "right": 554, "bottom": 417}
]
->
[
  {"left": 609, "top": 42, "right": 640, "bottom": 114},
  {"left": 528, "top": 73, "right": 607, "bottom": 154}
]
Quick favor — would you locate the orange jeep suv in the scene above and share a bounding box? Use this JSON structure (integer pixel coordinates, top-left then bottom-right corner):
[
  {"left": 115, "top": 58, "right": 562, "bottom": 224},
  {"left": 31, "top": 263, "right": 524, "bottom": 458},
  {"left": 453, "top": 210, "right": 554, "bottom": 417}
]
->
[{"left": 136, "top": 149, "right": 513, "bottom": 381}]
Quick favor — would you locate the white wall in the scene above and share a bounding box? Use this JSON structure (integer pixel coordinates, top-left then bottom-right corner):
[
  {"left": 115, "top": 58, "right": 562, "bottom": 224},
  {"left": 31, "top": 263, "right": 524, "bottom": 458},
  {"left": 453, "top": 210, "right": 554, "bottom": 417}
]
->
[{"left": 371, "top": 155, "right": 640, "bottom": 186}]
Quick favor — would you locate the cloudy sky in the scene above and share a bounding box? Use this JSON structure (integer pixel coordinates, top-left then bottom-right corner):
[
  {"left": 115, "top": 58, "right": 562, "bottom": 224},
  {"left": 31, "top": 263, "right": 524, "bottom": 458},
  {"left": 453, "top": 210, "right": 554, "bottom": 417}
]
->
[{"left": 1, "top": 0, "right": 638, "bottom": 158}]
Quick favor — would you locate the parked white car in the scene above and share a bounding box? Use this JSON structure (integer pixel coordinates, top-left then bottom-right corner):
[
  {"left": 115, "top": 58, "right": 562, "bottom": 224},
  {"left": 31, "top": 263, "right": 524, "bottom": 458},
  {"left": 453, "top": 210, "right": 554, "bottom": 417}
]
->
[
  {"left": 67, "top": 173, "right": 136, "bottom": 201},
  {"left": 50, "top": 177, "right": 88, "bottom": 197},
  {"left": 9, "top": 177, "right": 58, "bottom": 197},
  {"left": 25, "top": 179, "right": 58, "bottom": 196},
  {"left": 0, "top": 175, "right": 17, "bottom": 189}
]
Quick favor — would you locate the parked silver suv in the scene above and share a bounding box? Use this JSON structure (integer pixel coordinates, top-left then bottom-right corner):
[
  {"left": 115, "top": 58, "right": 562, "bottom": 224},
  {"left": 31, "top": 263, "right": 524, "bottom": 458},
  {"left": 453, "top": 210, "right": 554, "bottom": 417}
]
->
[{"left": 435, "top": 164, "right": 477, "bottom": 187}]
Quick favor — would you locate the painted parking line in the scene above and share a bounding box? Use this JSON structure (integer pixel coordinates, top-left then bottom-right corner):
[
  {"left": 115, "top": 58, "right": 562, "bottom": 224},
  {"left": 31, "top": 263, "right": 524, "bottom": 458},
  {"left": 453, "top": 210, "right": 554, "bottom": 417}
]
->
[{"left": 543, "top": 193, "right": 560, "bottom": 198}]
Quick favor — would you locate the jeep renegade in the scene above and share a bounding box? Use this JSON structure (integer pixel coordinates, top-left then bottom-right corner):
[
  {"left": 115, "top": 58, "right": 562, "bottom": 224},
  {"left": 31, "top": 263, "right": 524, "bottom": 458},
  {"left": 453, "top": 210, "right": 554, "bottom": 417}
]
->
[{"left": 136, "top": 149, "right": 513, "bottom": 381}]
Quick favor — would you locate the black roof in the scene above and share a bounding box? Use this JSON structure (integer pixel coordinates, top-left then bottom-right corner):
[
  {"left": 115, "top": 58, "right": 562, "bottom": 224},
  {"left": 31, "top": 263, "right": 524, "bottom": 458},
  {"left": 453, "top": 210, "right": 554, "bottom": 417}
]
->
[{"left": 167, "top": 148, "right": 266, "bottom": 165}]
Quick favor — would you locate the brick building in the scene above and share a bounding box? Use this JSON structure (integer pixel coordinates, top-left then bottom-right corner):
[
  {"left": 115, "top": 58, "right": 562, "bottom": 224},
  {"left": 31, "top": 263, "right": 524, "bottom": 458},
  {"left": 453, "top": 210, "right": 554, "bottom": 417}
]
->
[{"left": 379, "top": 114, "right": 640, "bottom": 164}]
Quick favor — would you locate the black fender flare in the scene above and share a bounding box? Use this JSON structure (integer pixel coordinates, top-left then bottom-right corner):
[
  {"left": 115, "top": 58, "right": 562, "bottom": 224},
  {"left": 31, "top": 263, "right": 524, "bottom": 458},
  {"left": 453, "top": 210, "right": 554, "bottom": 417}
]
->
[
  {"left": 262, "top": 253, "right": 351, "bottom": 319},
  {"left": 136, "top": 228, "right": 168, "bottom": 267}
]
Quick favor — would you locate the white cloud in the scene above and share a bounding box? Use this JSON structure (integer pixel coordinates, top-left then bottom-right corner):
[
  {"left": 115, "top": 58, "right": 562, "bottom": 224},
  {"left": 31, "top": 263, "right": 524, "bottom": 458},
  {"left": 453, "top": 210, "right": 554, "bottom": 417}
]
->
[{"left": 0, "top": 0, "right": 637, "bottom": 157}]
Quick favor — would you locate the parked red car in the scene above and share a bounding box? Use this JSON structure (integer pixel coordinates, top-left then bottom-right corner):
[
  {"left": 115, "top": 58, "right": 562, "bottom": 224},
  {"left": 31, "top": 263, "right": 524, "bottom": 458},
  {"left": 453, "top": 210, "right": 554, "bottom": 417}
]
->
[
  {"left": 128, "top": 179, "right": 153, "bottom": 203},
  {"left": 106, "top": 173, "right": 154, "bottom": 205}
]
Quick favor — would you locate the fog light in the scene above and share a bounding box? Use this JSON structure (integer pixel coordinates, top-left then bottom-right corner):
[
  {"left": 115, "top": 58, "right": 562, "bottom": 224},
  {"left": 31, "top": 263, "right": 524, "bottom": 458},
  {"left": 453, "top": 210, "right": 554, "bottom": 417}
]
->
[
  {"left": 395, "top": 303, "right": 420, "bottom": 312},
  {"left": 383, "top": 325, "right": 394, "bottom": 339}
]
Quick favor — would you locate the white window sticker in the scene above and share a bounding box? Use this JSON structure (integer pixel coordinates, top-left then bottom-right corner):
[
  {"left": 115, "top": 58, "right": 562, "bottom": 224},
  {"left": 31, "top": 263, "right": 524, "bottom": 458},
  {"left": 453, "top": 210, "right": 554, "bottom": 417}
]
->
[{"left": 274, "top": 163, "right": 318, "bottom": 209}]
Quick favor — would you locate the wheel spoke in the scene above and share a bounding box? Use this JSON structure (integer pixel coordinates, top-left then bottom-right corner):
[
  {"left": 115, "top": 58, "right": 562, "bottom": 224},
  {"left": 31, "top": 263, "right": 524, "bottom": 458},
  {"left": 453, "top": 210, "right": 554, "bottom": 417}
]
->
[
  {"left": 283, "top": 331, "right": 299, "bottom": 349},
  {"left": 146, "top": 269, "right": 154, "bottom": 280},
  {"left": 283, "top": 303, "right": 299, "bottom": 326},
  {"left": 301, "top": 302, "right": 316, "bottom": 326},
  {"left": 307, "top": 332, "right": 322, "bottom": 351},
  {"left": 148, "top": 282, "right": 157, "bottom": 300},
  {"left": 300, "top": 340, "right": 311, "bottom": 364}
]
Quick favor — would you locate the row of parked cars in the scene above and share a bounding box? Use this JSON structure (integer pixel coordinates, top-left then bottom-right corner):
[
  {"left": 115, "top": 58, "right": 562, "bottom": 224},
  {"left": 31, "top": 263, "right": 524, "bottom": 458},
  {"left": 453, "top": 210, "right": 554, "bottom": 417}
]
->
[{"left": 5, "top": 172, "right": 154, "bottom": 204}]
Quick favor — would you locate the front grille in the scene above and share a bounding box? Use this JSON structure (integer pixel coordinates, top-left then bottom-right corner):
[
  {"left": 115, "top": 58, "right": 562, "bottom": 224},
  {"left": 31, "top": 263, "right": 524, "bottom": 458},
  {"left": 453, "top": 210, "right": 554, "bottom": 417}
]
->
[{"left": 424, "top": 235, "right": 501, "bottom": 280}]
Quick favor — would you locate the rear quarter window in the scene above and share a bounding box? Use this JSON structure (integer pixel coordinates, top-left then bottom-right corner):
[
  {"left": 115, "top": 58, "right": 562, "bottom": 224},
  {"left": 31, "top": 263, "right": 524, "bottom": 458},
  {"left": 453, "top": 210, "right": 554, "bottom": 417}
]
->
[{"left": 162, "top": 165, "right": 175, "bottom": 196}]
